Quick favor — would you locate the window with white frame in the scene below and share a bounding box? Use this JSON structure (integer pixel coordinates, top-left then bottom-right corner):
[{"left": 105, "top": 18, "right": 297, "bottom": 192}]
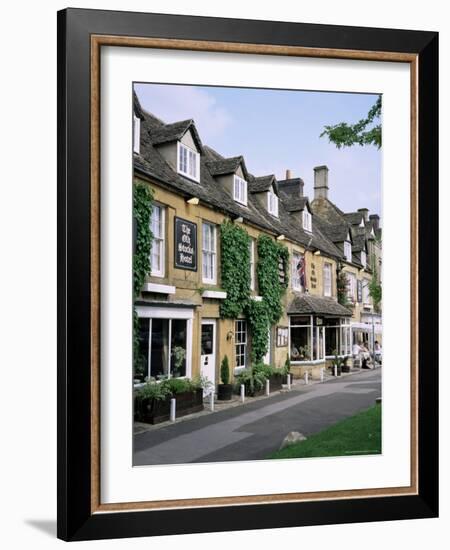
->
[
  {"left": 361, "top": 250, "right": 367, "bottom": 268},
  {"left": 249, "top": 239, "right": 255, "bottom": 291},
  {"left": 233, "top": 175, "right": 247, "bottom": 206},
  {"left": 202, "top": 222, "right": 217, "bottom": 284},
  {"left": 323, "top": 262, "right": 332, "bottom": 297},
  {"left": 150, "top": 205, "right": 165, "bottom": 277},
  {"left": 346, "top": 272, "right": 357, "bottom": 302},
  {"left": 177, "top": 142, "right": 200, "bottom": 182},
  {"left": 344, "top": 240, "right": 352, "bottom": 262},
  {"left": 363, "top": 277, "right": 371, "bottom": 304},
  {"left": 291, "top": 252, "right": 303, "bottom": 291},
  {"left": 289, "top": 316, "right": 325, "bottom": 362},
  {"left": 136, "top": 314, "right": 191, "bottom": 380},
  {"left": 235, "top": 320, "right": 247, "bottom": 369},
  {"left": 267, "top": 190, "right": 279, "bottom": 217},
  {"left": 302, "top": 208, "right": 312, "bottom": 232},
  {"left": 133, "top": 114, "right": 140, "bottom": 154}
]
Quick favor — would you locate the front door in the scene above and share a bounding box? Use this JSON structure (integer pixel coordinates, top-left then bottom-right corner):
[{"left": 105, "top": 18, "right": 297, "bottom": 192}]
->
[{"left": 201, "top": 320, "right": 216, "bottom": 394}]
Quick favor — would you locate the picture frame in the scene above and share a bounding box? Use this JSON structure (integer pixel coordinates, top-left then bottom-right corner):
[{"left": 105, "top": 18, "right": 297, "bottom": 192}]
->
[{"left": 57, "top": 8, "right": 438, "bottom": 541}]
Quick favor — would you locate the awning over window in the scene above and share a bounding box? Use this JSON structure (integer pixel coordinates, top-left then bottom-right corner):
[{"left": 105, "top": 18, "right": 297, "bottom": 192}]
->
[{"left": 287, "top": 294, "right": 352, "bottom": 317}]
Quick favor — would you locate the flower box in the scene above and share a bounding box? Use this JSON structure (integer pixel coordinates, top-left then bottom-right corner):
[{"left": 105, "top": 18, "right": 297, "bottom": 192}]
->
[{"left": 134, "top": 388, "right": 203, "bottom": 424}]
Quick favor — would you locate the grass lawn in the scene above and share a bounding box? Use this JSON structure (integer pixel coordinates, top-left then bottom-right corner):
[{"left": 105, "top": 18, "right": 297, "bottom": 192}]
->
[{"left": 269, "top": 404, "right": 381, "bottom": 460}]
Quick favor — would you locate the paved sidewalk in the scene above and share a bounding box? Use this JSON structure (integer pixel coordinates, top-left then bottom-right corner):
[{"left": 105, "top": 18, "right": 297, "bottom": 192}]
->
[{"left": 133, "top": 368, "right": 381, "bottom": 465}]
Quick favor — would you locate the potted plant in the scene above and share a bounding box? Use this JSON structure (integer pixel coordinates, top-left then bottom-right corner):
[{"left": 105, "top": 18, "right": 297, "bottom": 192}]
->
[
  {"left": 217, "top": 355, "right": 233, "bottom": 401},
  {"left": 134, "top": 376, "right": 204, "bottom": 424},
  {"left": 331, "top": 351, "right": 344, "bottom": 376},
  {"left": 341, "top": 355, "right": 351, "bottom": 373},
  {"left": 282, "top": 353, "right": 291, "bottom": 384}
]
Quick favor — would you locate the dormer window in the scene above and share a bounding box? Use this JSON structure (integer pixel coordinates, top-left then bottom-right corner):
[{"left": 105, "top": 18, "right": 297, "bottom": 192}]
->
[
  {"left": 344, "top": 240, "right": 352, "bottom": 262},
  {"left": 177, "top": 142, "right": 200, "bottom": 182},
  {"left": 233, "top": 175, "right": 247, "bottom": 206},
  {"left": 302, "top": 208, "right": 312, "bottom": 232},
  {"left": 267, "top": 190, "right": 279, "bottom": 217},
  {"left": 133, "top": 114, "right": 141, "bottom": 154},
  {"left": 361, "top": 250, "right": 367, "bottom": 268}
]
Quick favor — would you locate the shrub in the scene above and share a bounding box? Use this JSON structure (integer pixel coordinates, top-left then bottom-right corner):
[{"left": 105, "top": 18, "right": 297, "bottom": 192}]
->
[
  {"left": 220, "top": 355, "right": 230, "bottom": 385},
  {"left": 136, "top": 379, "right": 171, "bottom": 402}
]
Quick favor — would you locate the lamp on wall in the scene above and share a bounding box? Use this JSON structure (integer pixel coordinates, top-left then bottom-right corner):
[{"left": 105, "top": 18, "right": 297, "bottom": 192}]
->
[
  {"left": 233, "top": 216, "right": 244, "bottom": 223},
  {"left": 226, "top": 330, "right": 234, "bottom": 341},
  {"left": 186, "top": 197, "right": 199, "bottom": 205},
  {"left": 276, "top": 234, "right": 285, "bottom": 241}
]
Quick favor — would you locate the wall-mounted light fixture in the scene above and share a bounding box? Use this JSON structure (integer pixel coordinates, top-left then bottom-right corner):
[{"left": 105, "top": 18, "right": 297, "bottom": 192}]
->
[
  {"left": 276, "top": 234, "right": 285, "bottom": 241},
  {"left": 186, "top": 197, "right": 199, "bottom": 205},
  {"left": 226, "top": 330, "right": 234, "bottom": 341},
  {"left": 233, "top": 216, "right": 244, "bottom": 223}
]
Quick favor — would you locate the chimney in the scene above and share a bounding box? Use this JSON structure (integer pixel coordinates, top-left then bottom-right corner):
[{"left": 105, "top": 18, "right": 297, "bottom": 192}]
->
[
  {"left": 369, "top": 214, "right": 380, "bottom": 230},
  {"left": 358, "top": 208, "right": 369, "bottom": 222},
  {"left": 286, "top": 169, "right": 293, "bottom": 180},
  {"left": 314, "top": 165, "right": 329, "bottom": 200}
]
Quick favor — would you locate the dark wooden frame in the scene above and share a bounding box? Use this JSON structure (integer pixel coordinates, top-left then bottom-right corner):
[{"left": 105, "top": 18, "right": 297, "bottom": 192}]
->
[{"left": 57, "top": 8, "right": 438, "bottom": 541}]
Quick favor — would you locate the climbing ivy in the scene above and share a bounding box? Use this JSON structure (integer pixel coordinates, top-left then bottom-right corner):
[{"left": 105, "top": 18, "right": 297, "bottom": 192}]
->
[
  {"left": 133, "top": 182, "right": 154, "bottom": 297},
  {"left": 133, "top": 182, "right": 154, "bottom": 378},
  {"left": 369, "top": 262, "right": 382, "bottom": 312},
  {"left": 245, "top": 299, "right": 270, "bottom": 362},
  {"left": 219, "top": 221, "right": 251, "bottom": 318},
  {"left": 256, "top": 235, "right": 289, "bottom": 326}
]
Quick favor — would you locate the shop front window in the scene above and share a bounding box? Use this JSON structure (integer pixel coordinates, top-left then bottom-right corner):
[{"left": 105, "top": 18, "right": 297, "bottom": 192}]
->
[
  {"left": 324, "top": 318, "right": 351, "bottom": 357},
  {"left": 137, "top": 317, "right": 189, "bottom": 379},
  {"left": 290, "top": 316, "right": 325, "bottom": 362}
]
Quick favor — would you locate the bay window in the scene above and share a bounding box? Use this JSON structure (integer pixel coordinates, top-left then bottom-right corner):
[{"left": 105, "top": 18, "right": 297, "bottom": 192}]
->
[
  {"left": 324, "top": 318, "right": 351, "bottom": 357},
  {"left": 289, "top": 316, "right": 325, "bottom": 362},
  {"left": 136, "top": 312, "right": 192, "bottom": 380}
]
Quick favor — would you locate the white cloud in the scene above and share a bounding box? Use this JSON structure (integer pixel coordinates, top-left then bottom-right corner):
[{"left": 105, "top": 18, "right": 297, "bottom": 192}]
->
[{"left": 134, "top": 84, "right": 233, "bottom": 141}]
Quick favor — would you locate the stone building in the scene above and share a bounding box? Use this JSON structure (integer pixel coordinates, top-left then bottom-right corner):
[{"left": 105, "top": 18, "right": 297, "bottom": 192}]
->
[{"left": 132, "top": 92, "right": 382, "bottom": 388}]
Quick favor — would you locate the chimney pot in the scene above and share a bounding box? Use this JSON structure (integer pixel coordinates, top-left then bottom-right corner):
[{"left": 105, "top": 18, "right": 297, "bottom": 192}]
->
[
  {"left": 358, "top": 208, "right": 369, "bottom": 222},
  {"left": 286, "top": 169, "right": 293, "bottom": 180},
  {"left": 313, "top": 165, "right": 329, "bottom": 200},
  {"left": 369, "top": 214, "right": 380, "bottom": 230}
]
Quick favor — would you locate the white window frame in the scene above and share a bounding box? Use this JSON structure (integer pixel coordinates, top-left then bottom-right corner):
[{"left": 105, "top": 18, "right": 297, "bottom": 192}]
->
[
  {"left": 233, "top": 175, "right": 248, "bottom": 206},
  {"left": 346, "top": 272, "right": 357, "bottom": 302},
  {"left": 249, "top": 239, "right": 256, "bottom": 291},
  {"left": 323, "top": 262, "right": 332, "bottom": 297},
  {"left": 235, "top": 319, "right": 248, "bottom": 370},
  {"left": 136, "top": 306, "right": 193, "bottom": 380},
  {"left": 133, "top": 114, "right": 140, "bottom": 154},
  {"left": 202, "top": 222, "right": 217, "bottom": 284},
  {"left": 361, "top": 250, "right": 367, "bottom": 268},
  {"left": 302, "top": 208, "right": 312, "bottom": 232},
  {"left": 267, "top": 190, "right": 279, "bottom": 217},
  {"left": 177, "top": 141, "right": 200, "bottom": 183},
  {"left": 291, "top": 251, "right": 303, "bottom": 291},
  {"left": 150, "top": 204, "right": 165, "bottom": 278},
  {"left": 344, "top": 240, "right": 352, "bottom": 262}
]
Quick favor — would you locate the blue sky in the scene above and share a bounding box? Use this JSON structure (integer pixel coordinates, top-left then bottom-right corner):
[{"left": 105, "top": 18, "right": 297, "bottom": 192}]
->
[{"left": 135, "top": 83, "right": 382, "bottom": 217}]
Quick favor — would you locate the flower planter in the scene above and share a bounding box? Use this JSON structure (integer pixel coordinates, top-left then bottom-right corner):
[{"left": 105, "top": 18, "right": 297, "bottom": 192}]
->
[
  {"left": 217, "top": 384, "right": 233, "bottom": 401},
  {"left": 134, "top": 388, "right": 203, "bottom": 424},
  {"left": 269, "top": 373, "right": 284, "bottom": 392},
  {"left": 341, "top": 365, "right": 351, "bottom": 373}
]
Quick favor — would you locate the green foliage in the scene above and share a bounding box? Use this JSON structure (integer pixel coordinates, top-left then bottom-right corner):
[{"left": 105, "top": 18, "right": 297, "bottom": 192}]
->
[
  {"left": 245, "top": 299, "right": 270, "bottom": 362},
  {"left": 257, "top": 235, "right": 289, "bottom": 325},
  {"left": 220, "top": 355, "right": 230, "bottom": 385},
  {"left": 337, "top": 269, "right": 350, "bottom": 307},
  {"left": 133, "top": 183, "right": 154, "bottom": 297},
  {"left": 284, "top": 353, "right": 291, "bottom": 373},
  {"left": 369, "top": 263, "right": 382, "bottom": 312},
  {"left": 136, "top": 379, "right": 172, "bottom": 402},
  {"left": 235, "top": 367, "right": 267, "bottom": 395},
  {"left": 320, "top": 96, "right": 382, "bottom": 149},
  {"left": 219, "top": 221, "right": 251, "bottom": 318}
]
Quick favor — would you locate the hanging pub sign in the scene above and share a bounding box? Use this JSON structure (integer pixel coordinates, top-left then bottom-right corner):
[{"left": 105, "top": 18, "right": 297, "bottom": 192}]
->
[
  {"left": 174, "top": 217, "right": 197, "bottom": 271},
  {"left": 357, "top": 279, "right": 363, "bottom": 303},
  {"left": 278, "top": 258, "right": 286, "bottom": 286}
]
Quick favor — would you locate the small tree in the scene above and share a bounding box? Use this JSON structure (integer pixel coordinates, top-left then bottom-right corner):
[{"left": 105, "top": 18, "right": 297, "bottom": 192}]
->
[
  {"left": 337, "top": 270, "right": 350, "bottom": 307},
  {"left": 220, "top": 355, "right": 230, "bottom": 385},
  {"left": 369, "top": 263, "right": 382, "bottom": 312}
]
